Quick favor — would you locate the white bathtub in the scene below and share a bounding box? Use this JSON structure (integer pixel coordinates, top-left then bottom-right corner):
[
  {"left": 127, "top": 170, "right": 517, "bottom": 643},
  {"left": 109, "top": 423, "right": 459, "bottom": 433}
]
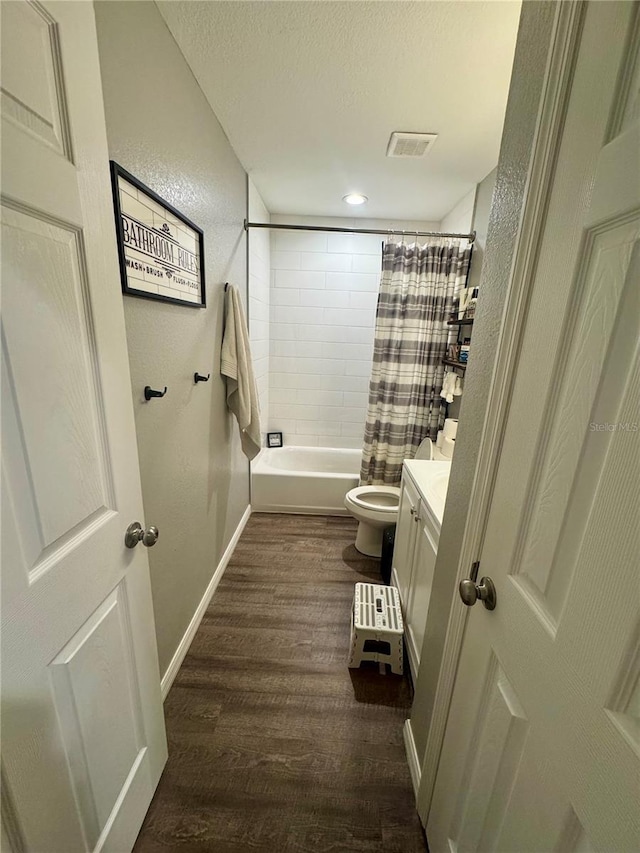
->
[{"left": 251, "top": 446, "right": 361, "bottom": 515}]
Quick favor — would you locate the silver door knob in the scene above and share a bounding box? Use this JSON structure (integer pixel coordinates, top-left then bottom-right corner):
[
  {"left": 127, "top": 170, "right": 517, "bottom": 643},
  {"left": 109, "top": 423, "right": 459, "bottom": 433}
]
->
[
  {"left": 125, "top": 521, "right": 159, "bottom": 549},
  {"left": 459, "top": 576, "right": 496, "bottom": 610}
]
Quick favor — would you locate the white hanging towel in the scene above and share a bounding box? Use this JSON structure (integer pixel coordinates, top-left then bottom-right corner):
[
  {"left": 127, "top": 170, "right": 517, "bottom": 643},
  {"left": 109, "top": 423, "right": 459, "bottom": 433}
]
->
[
  {"left": 220, "top": 285, "right": 261, "bottom": 460},
  {"left": 440, "top": 369, "right": 457, "bottom": 403}
]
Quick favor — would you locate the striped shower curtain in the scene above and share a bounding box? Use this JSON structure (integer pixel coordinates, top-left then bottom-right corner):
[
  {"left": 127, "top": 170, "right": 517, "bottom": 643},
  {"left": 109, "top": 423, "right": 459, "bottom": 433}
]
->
[{"left": 360, "top": 239, "right": 471, "bottom": 486}]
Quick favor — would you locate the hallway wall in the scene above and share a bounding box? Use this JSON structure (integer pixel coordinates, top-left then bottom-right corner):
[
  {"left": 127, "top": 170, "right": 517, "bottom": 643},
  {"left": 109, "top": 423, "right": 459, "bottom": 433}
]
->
[
  {"left": 95, "top": 0, "right": 249, "bottom": 679},
  {"left": 408, "top": 0, "right": 558, "bottom": 777}
]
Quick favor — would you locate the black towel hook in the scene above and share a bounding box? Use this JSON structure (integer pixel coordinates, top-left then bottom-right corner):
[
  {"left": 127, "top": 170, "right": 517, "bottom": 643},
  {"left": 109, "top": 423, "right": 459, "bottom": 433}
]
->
[
  {"left": 224, "top": 282, "right": 229, "bottom": 292},
  {"left": 144, "top": 386, "right": 167, "bottom": 401},
  {"left": 194, "top": 373, "right": 210, "bottom": 384}
]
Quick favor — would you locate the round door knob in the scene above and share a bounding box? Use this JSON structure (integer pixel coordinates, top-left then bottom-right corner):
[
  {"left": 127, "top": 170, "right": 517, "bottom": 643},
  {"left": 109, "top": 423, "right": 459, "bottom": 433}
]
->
[
  {"left": 142, "top": 525, "right": 159, "bottom": 547},
  {"left": 459, "top": 576, "right": 497, "bottom": 611},
  {"left": 459, "top": 578, "right": 479, "bottom": 606},
  {"left": 125, "top": 521, "right": 160, "bottom": 549}
]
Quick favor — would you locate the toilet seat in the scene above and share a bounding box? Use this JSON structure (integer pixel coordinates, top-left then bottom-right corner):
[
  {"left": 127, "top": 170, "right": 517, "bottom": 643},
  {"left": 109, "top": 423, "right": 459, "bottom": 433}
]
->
[
  {"left": 346, "top": 485, "right": 400, "bottom": 513},
  {"left": 344, "top": 485, "right": 401, "bottom": 554},
  {"left": 344, "top": 437, "right": 435, "bottom": 556}
]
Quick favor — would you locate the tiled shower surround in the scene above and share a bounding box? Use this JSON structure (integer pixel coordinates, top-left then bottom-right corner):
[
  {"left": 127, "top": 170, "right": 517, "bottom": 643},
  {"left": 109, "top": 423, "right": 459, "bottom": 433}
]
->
[{"left": 267, "top": 215, "right": 438, "bottom": 448}]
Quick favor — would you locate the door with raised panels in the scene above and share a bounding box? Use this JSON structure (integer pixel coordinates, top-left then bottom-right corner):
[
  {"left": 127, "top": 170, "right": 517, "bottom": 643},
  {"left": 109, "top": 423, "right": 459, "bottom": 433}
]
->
[
  {"left": 1, "top": 2, "right": 167, "bottom": 850},
  {"left": 428, "top": 3, "right": 639, "bottom": 851}
]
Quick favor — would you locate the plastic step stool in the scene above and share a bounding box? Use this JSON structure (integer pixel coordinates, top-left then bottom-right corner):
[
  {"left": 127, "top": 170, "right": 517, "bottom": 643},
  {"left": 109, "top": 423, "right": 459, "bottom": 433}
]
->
[{"left": 348, "top": 582, "right": 403, "bottom": 675}]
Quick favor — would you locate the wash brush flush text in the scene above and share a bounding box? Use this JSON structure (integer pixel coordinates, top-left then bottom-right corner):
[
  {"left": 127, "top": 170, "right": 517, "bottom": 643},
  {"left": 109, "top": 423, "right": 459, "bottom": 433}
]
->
[{"left": 110, "top": 161, "right": 206, "bottom": 308}]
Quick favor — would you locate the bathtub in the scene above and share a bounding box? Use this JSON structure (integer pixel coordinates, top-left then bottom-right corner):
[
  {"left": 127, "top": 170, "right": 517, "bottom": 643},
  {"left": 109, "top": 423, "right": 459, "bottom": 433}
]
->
[{"left": 251, "top": 446, "right": 361, "bottom": 515}]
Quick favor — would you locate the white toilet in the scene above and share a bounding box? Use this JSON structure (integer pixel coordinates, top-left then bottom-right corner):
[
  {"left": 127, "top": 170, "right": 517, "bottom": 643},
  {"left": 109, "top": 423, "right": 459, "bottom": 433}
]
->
[{"left": 345, "top": 437, "right": 435, "bottom": 557}]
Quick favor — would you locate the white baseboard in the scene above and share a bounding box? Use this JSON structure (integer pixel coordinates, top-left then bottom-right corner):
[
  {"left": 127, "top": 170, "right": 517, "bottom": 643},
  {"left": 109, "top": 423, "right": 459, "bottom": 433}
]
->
[
  {"left": 403, "top": 719, "right": 422, "bottom": 800},
  {"left": 160, "top": 504, "right": 252, "bottom": 700},
  {"left": 252, "top": 504, "right": 349, "bottom": 516}
]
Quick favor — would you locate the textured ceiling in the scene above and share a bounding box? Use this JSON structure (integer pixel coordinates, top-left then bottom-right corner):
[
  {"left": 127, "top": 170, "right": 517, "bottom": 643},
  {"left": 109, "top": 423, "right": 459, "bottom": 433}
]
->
[{"left": 157, "top": 0, "right": 521, "bottom": 221}]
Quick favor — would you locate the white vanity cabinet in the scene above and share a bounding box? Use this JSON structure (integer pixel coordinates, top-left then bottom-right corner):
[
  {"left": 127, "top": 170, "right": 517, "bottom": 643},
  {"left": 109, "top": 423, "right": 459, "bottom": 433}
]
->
[
  {"left": 405, "top": 510, "right": 439, "bottom": 677},
  {"left": 391, "top": 460, "right": 450, "bottom": 681},
  {"left": 392, "top": 474, "right": 420, "bottom": 606}
]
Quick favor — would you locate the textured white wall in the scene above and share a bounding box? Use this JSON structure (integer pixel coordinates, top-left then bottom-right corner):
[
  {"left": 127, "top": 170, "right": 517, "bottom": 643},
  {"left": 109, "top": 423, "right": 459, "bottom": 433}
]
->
[
  {"left": 267, "top": 215, "right": 439, "bottom": 448},
  {"left": 95, "top": 1, "right": 249, "bottom": 679},
  {"left": 444, "top": 169, "right": 497, "bottom": 421},
  {"left": 439, "top": 187, "right": 477, "bottom": 236},
  {"left": 248, "top": 180, "right": 270, "bottom": 440},
  {"left": 466, "top": 168, "right": 497, "bottom": 294}
]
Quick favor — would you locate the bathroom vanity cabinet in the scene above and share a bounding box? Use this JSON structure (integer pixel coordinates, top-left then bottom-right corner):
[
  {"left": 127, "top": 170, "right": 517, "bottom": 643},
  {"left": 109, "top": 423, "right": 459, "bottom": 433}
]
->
[
  {"left": 391, "top": 460, "right": 450, "bottom": 681},
  {"left": 393, "top": 475, "right": 421, "bottom": 607}
]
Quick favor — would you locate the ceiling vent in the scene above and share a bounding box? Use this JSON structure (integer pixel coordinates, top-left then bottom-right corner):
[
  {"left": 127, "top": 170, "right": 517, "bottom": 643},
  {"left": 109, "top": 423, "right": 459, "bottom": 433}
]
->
[{"left": 386, "top": 132, "right": 438, "bottom": 158}]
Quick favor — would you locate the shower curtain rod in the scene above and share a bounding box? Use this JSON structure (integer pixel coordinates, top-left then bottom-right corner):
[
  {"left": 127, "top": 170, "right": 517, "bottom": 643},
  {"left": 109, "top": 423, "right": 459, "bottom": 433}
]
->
[{"left": 244, "top": 219, "right": 476, "bottom": 243}]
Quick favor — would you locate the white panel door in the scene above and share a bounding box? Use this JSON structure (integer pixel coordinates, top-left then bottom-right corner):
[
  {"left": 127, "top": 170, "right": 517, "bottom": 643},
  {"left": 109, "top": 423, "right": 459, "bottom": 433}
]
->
[
  {"left": 428, "top": 3, "right": 639, "bottom": 852},
  {"left": 1, "top": 2, "right": 167, "bottom": 851}
]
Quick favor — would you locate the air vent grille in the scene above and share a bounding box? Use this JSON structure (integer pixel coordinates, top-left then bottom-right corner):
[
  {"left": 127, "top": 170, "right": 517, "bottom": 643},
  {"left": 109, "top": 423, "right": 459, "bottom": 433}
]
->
[{"left": 386, "top": 131, "right": 438, "bottom": 158}]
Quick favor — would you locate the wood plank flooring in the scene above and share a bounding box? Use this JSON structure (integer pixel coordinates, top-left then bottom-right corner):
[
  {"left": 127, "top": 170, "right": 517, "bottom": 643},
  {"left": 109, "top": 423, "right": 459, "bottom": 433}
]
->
[{"left": 134, "top": 513, "right": 428, "bottom": 852}]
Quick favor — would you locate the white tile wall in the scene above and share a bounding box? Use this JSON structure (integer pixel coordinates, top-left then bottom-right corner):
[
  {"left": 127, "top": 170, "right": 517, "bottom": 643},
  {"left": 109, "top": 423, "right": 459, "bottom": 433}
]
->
[
  {"left": 267, "top": 214, "right": 439, "bottom": 449},
  {"left": 247, "top": 180, "right": 270, "bottom": 440}
]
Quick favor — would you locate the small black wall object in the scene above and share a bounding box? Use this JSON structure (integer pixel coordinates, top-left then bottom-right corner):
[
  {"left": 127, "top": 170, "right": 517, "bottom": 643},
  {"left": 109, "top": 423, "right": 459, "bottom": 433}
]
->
[
  {"left": 267, "top": 432, "right": 283, "bottom": 448},
  {"left": 194, "top": 373, "right": 210, "bottom": 383},
  {"left": 144, "top": 386, "right": 167, "bottom": 401}
]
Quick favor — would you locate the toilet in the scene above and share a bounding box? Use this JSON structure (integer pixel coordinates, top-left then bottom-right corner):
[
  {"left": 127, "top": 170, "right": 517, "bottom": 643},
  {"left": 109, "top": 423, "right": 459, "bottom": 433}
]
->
[{"left": 345, "top": 437, "right": 435, "bottom": 557}]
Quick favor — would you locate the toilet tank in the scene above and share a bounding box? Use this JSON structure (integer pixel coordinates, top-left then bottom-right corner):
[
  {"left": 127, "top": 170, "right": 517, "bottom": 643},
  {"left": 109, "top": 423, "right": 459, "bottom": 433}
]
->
[{"left": 414, "top": 437, "right": 434, "bottom": 460}]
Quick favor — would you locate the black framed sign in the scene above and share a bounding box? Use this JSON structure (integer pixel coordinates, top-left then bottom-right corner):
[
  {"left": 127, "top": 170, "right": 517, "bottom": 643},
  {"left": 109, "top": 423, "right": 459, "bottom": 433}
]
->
[
  {"left": 267, "top": 432, "right": 283, "bottom": 448},
  {"left": 110, "top": 161, "right": 206, "bottom": 308}
]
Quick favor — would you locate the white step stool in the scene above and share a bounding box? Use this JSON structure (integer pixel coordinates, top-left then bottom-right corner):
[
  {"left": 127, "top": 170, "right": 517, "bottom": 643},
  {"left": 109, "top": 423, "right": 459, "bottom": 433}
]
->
[{"left": 348, "top": 582, "right": 404, "bottom": 675}]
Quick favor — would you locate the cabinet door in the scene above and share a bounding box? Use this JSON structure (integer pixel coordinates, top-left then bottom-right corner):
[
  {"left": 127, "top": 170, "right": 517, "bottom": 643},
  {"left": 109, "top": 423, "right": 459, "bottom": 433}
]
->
[
  {"left": 405, "top": 513, "right": 439, "bottom": 680},
  {"left": 391, "top": 473, "right": 420, "bottom": 609}
]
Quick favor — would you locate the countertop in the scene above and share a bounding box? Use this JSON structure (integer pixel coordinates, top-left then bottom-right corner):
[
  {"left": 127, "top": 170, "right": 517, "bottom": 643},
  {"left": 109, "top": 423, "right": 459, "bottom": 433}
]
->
[{"left": 403, "top": 459, "right": 452, "bottom": 529}]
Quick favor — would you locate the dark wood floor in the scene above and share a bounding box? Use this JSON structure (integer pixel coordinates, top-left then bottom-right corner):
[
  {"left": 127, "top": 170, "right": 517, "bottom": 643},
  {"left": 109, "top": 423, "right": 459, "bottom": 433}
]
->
[{"left": 134, "top": 513, "right": 427, "bottom": 852}]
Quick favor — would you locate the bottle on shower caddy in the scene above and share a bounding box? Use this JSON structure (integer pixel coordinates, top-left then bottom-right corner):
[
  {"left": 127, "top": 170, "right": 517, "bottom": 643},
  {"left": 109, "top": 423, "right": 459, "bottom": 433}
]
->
[
  {"left": 459, "top": 338, "right": 471, "bottom": 364},
  {"left": 465, "top": 288, "right": 479, "bottom": 319}
]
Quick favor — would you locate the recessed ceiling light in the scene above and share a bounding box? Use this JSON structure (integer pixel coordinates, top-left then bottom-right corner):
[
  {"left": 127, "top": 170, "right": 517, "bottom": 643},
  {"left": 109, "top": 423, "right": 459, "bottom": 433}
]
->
[{"left": 343, "top": 193, "right": 368, "bottom": 205}]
